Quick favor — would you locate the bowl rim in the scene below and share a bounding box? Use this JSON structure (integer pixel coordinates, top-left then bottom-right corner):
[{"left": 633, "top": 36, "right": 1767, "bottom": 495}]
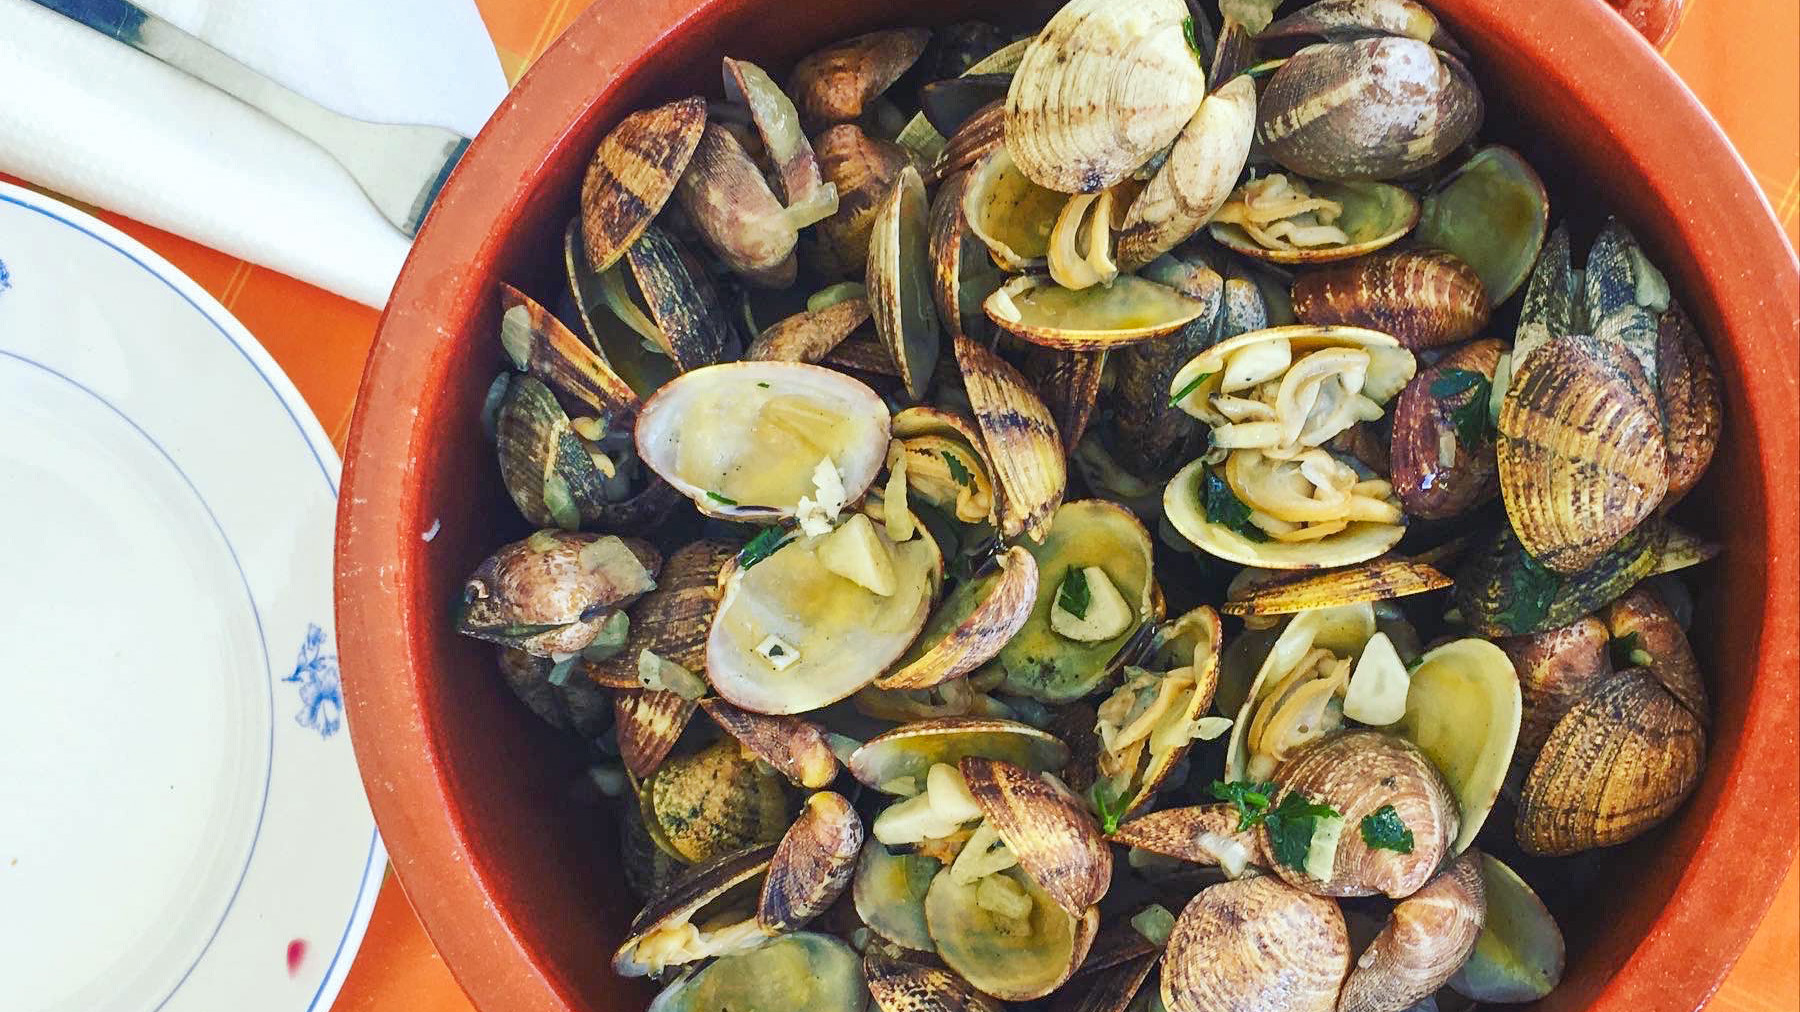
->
[{"left": 336, "top": 2, "right": 1800, "bottom": 1010}]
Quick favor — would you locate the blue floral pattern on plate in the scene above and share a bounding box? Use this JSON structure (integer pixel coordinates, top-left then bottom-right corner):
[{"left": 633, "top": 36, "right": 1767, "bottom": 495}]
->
[{"left": 285, "top": 624, "right": 342, "bottom": 739}]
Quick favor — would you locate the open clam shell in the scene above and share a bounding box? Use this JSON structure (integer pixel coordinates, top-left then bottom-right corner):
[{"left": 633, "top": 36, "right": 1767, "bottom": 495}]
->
[
  {"left": 498, "top": 283, "right": 638, "bottom": 420},
  {"left": 850, "top": 717, "right": 1069, "bottom": 795},
  {"left": 1224, "top": 602, "right": 1376, "bottom": 781},
  {"left": 563, "top": 218, "right": 677, "bottom": 397},
  {"left": 1210, "top": 176, "right": 1420, "bottom": 265},
  {"left": 963, "top": 147, "right": 1067, "bottom": 271},
  {"left": 867, "top": 165, "right": 943, "bottom": 401},
  {"left": 880, "top": 545, "right": 1039, "bottom": 691},
  {"left": 707, "top": 525, "right": 939, "bottom": 715},
  {"left": 1389, "top": 338, "right": 1506, "bottom": 519},
  {"left": 955, "top": 334, "right": 1067, "bottom": 541},
  {"left": 1004, "top": 0, "right": 1207, "bottom": 194},
  {"left": 1165, "top": 457, "right": 1407, "bottom": 570},
  {"left": 1160, "top": 876, "right": 1349, "bottom": 1012},
  {"left": 853, "top": 839, "right": 942, "bottom": 951},
  {"left": 1415, "top": 145, "right": 1549, "bottom": 304},
  {"left": 931, "top": 99, "right": 1008, "bottom": 185},
  {"left": 617, "top": 222, "right": 739, "bottom": 371},
  {"left": 746, "top": 296, "right": 872, "bottom": 363},
  {"left": 1221, "top": 559, "right": 1451, "bottom": 617},
  {"left": 997, "top": 500, "right": 1158, "bottom": 702},
  {"left": 1021, "top": 346, "right": 1108, "bottom": 452},
  {"left": 647, "top": 931, "right": 868, "bottom": 1012},
  {"left": 758, "top": 791, "right": 864, "bottom": 933},
  {"left": 1109, "top": 804, "right": 1259, "bottom": 875},
  {"left": 1447, "top": 854, "right": 1566, "bottom": 1003},
  {"left": 865, "top": 952, "right": 1003, "bottom": 1012},
  {"left": 584, "top": 538, "right": 734, "bottom": 688},
  {"left": 893, "top": 405, "right": 1001, "bottom": 523},
  {"left": 493, "top": 376, "right": 613, "bottom": 530},
  {"left": 1392, "top": 638, "right": 1521, "bottom": 853},
  {"left": 1116, "top": 74, "right": 1258, "bottom": 269},
  {"left": 789, "top": 28, "right": 931, "bottom": 131},
  {"left": 640, "top": 739, "right": 791, "bottom": 865},
  {"left": 1292, "top": 248, "right": 1490, "bottom": 350},
  {"left": 1338, "top": 850, "right": 1486, "bottom": 1012},
  {"left": 635, "top": 361, "right": 890, "bottom": 520},
  {"left": 960, "top": 756, "right": 1112, "bottom": 916},
  {"left": 675, "top": 124, "right": 801, "bottom": 287},
  {"left": 1455, "top": 521, "right": 1665, "bottom": 636},
  {"left": 616, "top": 688, "right": 701, "bottom": 779},
  {"left": 898, "top": 35, "right": 1029, "bottom": 165},
  {"left": 456, "top": 530, "right": 659, "bottom": 656},
  {"left": 614, "top": 842, "right": 777, "bottom": 977},
  {"left": 925, "top": 865, "right": 1100, "bottom": 1001},
  {"left": 928, "top": 171, "right": 1005, "bottom": 343},
  {"left": 1096, "top": 606, "right": 1225, "bottom": 815},
  {"left": 1259, "top": 0, "right": 1467, "bottom": 53},
  {"left": 986, "top": 275, "right": 1206, "bottom": 350},
  {"left": 1516, "top": 666, "right": 1704, "bottom": 854},
  {"left": 1256, "top": 37, "right": 1482, "bottom": 181},
  {"left": 579, "top": 96, "right": 707, "bottom": 273},
  {"left": 722, "top": 57, "right": 827, "bottom": 207},
  {"left": 701, "top": 698, "right": 840, "bottom": 789}
]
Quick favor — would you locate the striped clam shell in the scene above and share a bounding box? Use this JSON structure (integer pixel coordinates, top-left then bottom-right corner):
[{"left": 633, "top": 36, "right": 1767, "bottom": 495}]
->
[
  {"left": 579, "top": 96, "right": 706, "bottom": 273},
  {"left": 954, "top": 334, "right": 1066, "bottom": 541}
]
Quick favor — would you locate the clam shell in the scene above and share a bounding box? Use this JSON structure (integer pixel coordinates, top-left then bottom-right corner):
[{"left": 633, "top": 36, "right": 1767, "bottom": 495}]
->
[
  {"left": 498, "top": 283, "right": 638, "bottom": 419},
  {"left": 893, "top": 405, "right": 1003, "bottom": 524},
  {"left": 925, "top": 865, "right": 1100, "bottom": 1001},
  {"left": 1164, "top": 457, "right": 1407, "bottom": 570},
  {"left": 849, "top": 717, "right": 1069, "bottom": 794},
  {"left": 1224, "top": 602, "right": 1377, "bottom": 782},
  {"left": 758, "top": 791, "right": 864, "bottom": 933},
  {"left": 634, "top": 361, "right": 891, "bottom": 520},
  {"left": 1052, "top": 954, "right": 1156, "bottom": 1012},
  {"left": 458, "top": 531, "right": 660, "bottom": 655},
  {"left": 1582, "top": 218, "right": 1663, "bottom": 386},
  {"left": 1415, "top": 145, "right": 1549, "bottom": 304},
  {"left": 986, "top": 275, "right": 1206, "bottom": 350},
  {"left": 960, "top": 756, "right": 1112, "bottom": 916},
  {"left": 1338, "top": 850, "right": 1486, "bottom": 1012},
  {"left": 1389, "top": 338, "right": 1506, "bottom": 519},
  {"left": 642, "top": 739, "right": 790, "bottom": 865},
  {"left": 1447, "top": 853, "right": 1566, "bottom": 1002},
  {"left": 613, "top": 842, "right": 776, "bottom": 975},
  {"left": 621, "top": 796, "right": 687, "bottom": 903},
  {"left": 616, "top": 689, "right": 700, "bottom": 779},
  {"left": 1454, "top": 521, "right": 1665, "bottom": 637},
  {"left": 1160, "top": 876, "right": 1349, "bottom": 1012},
  {"left": 825, "top": 329, "right": 906, "bottom": 378},
  {"left": 789, "top": 28, "right": 931, "bottom": 130},
  {"left": 1512, "top": 226, "right": 1577, "bottom": 363},
  {"left": 811, "top": 124, "right": 914, "bottom": 278},
  {"left": 1652, "top": 522, "right": 1721, "bottom": 575},
  {"left": 962, "top": 147, "right": 1066, "bottom": 271},
  {"left": 1391, "top": 638, "right": 1521, "bottom": 854},
  {"left": 584, "top": 539, "right": 736, "bottom": 689},
  {"left": 626, "top": 222, "right": 738, "bottom": 370},
  {"left": 1256, "top": 37, "right": 1482, "bottom": 181},
  {"left": 1516, "top": 667, "right": 1705, "bottom": 854},
  {"left": 746, "top": 296, "right": 872, "bottom": 363},
  {"left": 1021, "top": 346, "right": 1107, "bottom": 451},
  {"left": 879, "top": 545, "right": 1038, "bottom": 691},
  {"left": 579, "top": 96, "right": 706, "bottom": 273},
  {"left": 1604, "top": 584, "right": 1708, "bottom": 721},
  {"left": 1004, "top": 0, "right": 1207, "bottom": 194},
  {"left": 675, "top": 123, "right": 799, "bottom": 286},
  {"left": 927, "top": 171, "right": 1003, "bottom": 344},
  {"left": 1116, "top": 74, "right": 1258, "bottom": 269},
  {"left": 1210, "top": 178, "right": 1420, "bottom": 266},
  {"left": 648, "top": 932, "right": 866, "bottom": 1012},
  {"left": 1259, "top": 0, "right": 1466, "bottom": 52},
  {"left": 867, "top": 166, "right": 943, "bottom": 402},
  {"left": 853, "top": 840, "right": 941, "bottom": 950},
  {"left": 1497, "top": 617, "right": 1612, "bottom": 786},
  {"left": 921, "top": 74, "right": 1013, "bottom": 138},
  {"left": 1654, "top": 303, "right": 1722, "bottom": 506},
  {"left": 1497, "top": 334, "right": 1669, "bottom": 574},
  {"left": 931, "top": 99, "right": 1007, "bottom": 185},
  {"left": 954, "top": 333, "right": 1066, "bottom": 542},
  {"left": 1109, "top": 804, "right": 1258, "bottom": 869},
  {"left": 722, "top": 57, "right": 826, "bottom": 206},
  {"left": 493, "top": 376, "right": 610, "bottom": 531},
  {"left": 1269, "top": 730, "right": 1459, "bottom": 898},
  {"left": 495, "top": 646, "right": 610, "bottom": 738},
  {"left": 1221, "top": 559, "right": 1451, "bottom": 617},
  {"left": 864, "top": 952, "right": 1003, "bottom": 1012},
  {"left": 1292, "top": 249, "right": 1490, "bottom": 350},
  {"left": 1075, "top": 918, "right": 1161, "bottom": 977},
  {"left": 900, "top": 35, "right": 1028, "bottom": 164},
  {"left": 562, "top": 218, "right": 676, "bottom": 398},
  {"left": 700, "top": 698, "right": 840, "bottom": 789}
]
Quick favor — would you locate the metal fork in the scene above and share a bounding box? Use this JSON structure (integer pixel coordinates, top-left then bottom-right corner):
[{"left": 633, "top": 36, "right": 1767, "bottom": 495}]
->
[{"left": 33, "top": 0, "right": 472, "bottom": 238}]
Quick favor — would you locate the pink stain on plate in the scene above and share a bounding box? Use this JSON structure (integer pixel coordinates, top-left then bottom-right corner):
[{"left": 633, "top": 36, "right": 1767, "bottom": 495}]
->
[{"left": 286, "top": 939, "right": 308, "bottom": 977}]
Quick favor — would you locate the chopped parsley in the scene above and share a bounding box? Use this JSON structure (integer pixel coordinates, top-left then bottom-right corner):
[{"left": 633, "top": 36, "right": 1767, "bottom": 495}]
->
[
  {"left": 756, "top": 381, "right": 771, "bottom": 388},
  {"left": 736, "top": 526, "right": 790, "bottom": 569},
  {"left": 1169, "top": 371, "right": 1215, "bottom": 407},
  {"left": 1263, "top": 791, "right": 1342, "bottom": 871},
  {"left": 1431, "top": 368, "right": 1494, "bottom": 450},
  {"left": 942, "top": 450, "right": 974, "bottom": 487},
  {"left": 767, "top": 643, "right": 785, "bottom": 657},
  {"left": 1091, "top": 781, "right": 1129, "bottom": 834},
  {"left": 1202, "top": 469, "right": 1269, "bottom": 542},
  {"left": 705, "top": 491, "right": 739, "bottom": 506},
  {"left": 1182, "top": 15, "right": 1204, "bottom": 63},
  {"left": 1359, "top": 805, "right": 1414, "bottom": 853},
  {"left": 1211, "top": 779, "right": 1278, "bottom": 831},
  {"left": 1057, "top": 567, "right": 1092, "bottom": 620},
  {"left": 1493, "top": 541, "right": 1563, "bottom": 634}
]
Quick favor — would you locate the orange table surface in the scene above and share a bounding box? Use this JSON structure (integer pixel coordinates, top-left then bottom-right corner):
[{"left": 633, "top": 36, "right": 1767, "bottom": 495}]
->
[{"left": 18, "top": 0, "right": 1793, "bottom": 1009}]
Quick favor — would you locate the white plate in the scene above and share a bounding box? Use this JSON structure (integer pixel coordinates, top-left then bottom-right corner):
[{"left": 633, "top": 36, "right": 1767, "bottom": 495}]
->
[{"left": 0, "top": 182, "right": 383, "bottom": 1012}]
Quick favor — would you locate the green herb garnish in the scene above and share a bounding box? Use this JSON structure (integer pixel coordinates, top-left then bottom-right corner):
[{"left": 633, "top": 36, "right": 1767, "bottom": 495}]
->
[
  {"left": 1263, "top": 790, "right": 1342, "bottom": 871},
  {"left": 1091, "top": 781, "right": 1130, "bottom": 834},
  {"left": 1211, "top": 779, "right": 1278, "bottom": 831},
  {"left": 1169, "top": 371, "right": 1215, "bottom": 407},
  {"left": 1202, "top": 469, "right": 1269, "bottom": 542},
  {"left": 736, "top": 526, "right": 790, "bottom": 570},
  {"left": 1057, "top": 567, "right": 1092, "bottom": 620},
  {"left": 1432, "top": 368, "right": 1494, "bottom": 450},
  {"left": 1493, "top": 542, "right": 1563, "bottom": 634},
  {"left": 706, "top": 491, "right": 739, "bottom": 506},
  {"left": 942, "top": 450, "right": 973, "bottom": 487},
  {"left": 1359, "top": 805, "right": 1415, "bottom": 853},
  {"left": 1182, "top": 15, "right": 1204, "bottom": 63},
  {"left": 756, "top": 381, "right": 771, "bottom": 388}
]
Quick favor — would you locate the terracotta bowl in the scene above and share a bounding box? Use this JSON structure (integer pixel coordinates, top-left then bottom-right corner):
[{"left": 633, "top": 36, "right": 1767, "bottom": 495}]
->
[{"left": 336, "top": 1, "right": 1800, "bottom": 1009}]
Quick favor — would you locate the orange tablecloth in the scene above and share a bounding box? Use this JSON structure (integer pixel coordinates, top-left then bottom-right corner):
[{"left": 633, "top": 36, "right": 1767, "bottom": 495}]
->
[{"left": 21, "top": 1, "right": 1793, "bottom": 1009}]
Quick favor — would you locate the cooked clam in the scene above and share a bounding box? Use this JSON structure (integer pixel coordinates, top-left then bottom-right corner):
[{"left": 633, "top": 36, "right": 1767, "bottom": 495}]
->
[
  {"left": 580, "top": 96, "right": 707, "bottom": 272},
  {"left": 1603, "top": 584, "right": 1708, "bottom": 719},
  {"left": 1259, "top": 0, "right": 1467, "bottom": 51},
  {"left": 986, "top": 275, "right": 1207, "bottom": 350},
  {"left": 960, "top": 756, "right": 1112, "bottom": 916},
  {"left": 1338, "top": 850, "right": 1486, "bottom": 1012},
  {"left": 850, "top": 717, "right": 1070, "bottom": 796},
  {"left": 867, "top": 165, "right": 942, "bottom": 401},
  {"left": 1454, "top": 521, "right": 1665, "bottom": 637},
  {"left": 675, "top": 123, "right": 807, "bottom": 286},
  {"left": 1414, "top": 145, "right": 1549, "bottom": 303},
  {"left": 789, "top": 28, "right": 931, "bottom": 130},
  {"left": 563, "top": 218, "right": 678, "bottom": 398},
  {"left": 498, "top": 283, "right": 639, "bottom": 420},
  {"left": 997, "top": 501, "right": 1157, "bottom": 702},
  {"left": 1160, "top": 876, "right": 1349, "bottom": 1012},
  {"left": 1110, "top": 803, "right": 1260, "bottom": 877},
  {"left": 1020, "top": 346, "right": 1109, "bottom": 452},
  {"left": 932, "top": 99, "right": 1009, "bottom": 185},
  {"left": 1115, "top": 74, "right": 1258, "bottom": 269},
  {"left": 925, "top": 865, "right": 1100, "bottom": 1000},
  {"left": 1225, "top": 601, "right": 1376, "bottom": 781},
  {"left": 616, "top": 687, "right": 701, "bottom": 779},
  {"left": 1391, "top": 638, "right": 1521, "bottom": 853},
  {"left": 585, "top": 538, "right": 734, "bottom": 689},
  {"left": 759, "top": 791, "right": 864, "bottom": 933},
  {"left": 928, "top": 170, "right": 1005, "bottom": 343},
  {"left": 1447, "top": 854, "right": 1566, "bottom": 1003},
  {"left": 1093, "top": 607, "right": 1225, "bottom": 815},
  {"left": 1496, "top": 616, "right": 1612, "bottom": 786},
  {"left": 701, "top": 698, "right": 840, "bottom": 789},
  {"left": 747, "top": 295, "right": 872, "bottom": 363},
  {"left": 811, "top": 124, "right": 915, "bottom": 278},
  {"left": 647, "top": 931, "right": 869, "bottom": 1012},
  {"left": 641, "top": 739, "right": 790, "bottom": 865},
  {"left": 963, "top": 148, "right": 1068, "bottom": 271},
  {"left": 854, "top": 840, "right": 942, "bottom": 951},
  {"left": 1292, "top": 249, "right": 1491, "bottom": 350},
  {"left": 722, "top": 57, "right": 832, "bottom": 210},
  {"left": 1388, "top": 339, "right": 1506, "bottom": 519},
  {"left": 635, "top": 361, "right": 890, "bottom": 520},
  {"left": 1221, "top": 559, "right": 1451, "bottom": 618},
  {"left": 1004, "top": 0, "right": 1207, "bottom": 194},
  {"left": 615, "top": 843, "right": 776, "bottom": 977},
  {"left": 865, "top": 951, "right": 1004, "bottom": 1012},
  {"left": 1164, "top": 454, "right": 1406, "bottom": 570},
  {"left": 615, "top": 222, "right": 740, "bottom": 371},
  {"left": 898, "top": 35, "right": 1029, "bottom": 165},
  {"left": 456, "top": 531, "right": 659, "bottom": 657},
  {"left": 955, "top": 334, "right": 1067, "bottom": 541},
  {"left": 881, "top": 546, "right": 1039, "bottom": 691},
  {"left": 1210, "top": 174, "right": 1419, "bottom": 264},
  {"left": 1654, "top": 302, "right": 1723, "bottom": 506},
  {"left": 494, "top": 376, "right": 623, "bottom": 530}
]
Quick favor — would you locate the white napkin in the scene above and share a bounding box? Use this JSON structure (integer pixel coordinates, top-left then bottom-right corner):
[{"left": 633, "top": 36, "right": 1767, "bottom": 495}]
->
[{"left": 0, "top": 0, "right": 509, "bottom": 307}]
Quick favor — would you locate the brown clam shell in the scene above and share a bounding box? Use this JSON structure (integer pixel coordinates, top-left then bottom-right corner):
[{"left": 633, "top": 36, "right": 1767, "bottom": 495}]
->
[
  {"left": 613, "top": 842, "right": 776, "bottom": 974},
  {"left": 959, "top": 756, "right": 1112, "bottom": 916},
  {"left": 758, "top": 791, "right": 864, "bottom": 933},
  {"left": 675, "top": 123, "right": 798, "bottom": 286},
  {"left": 1270, "top": 731, "right": 1459, "bottom": 899},
  {"left": 625, "top": 223, "right": 738, "bottom": 370},
  {"left": 1221, "top": 558, "right": 1452, "bottom": 617},
  {"left": 824, "top": 328, "right": 905, "bottom": 378},
  {"left": 1257, "top": 37, "right": 1482, "bottom": 182},
  {"left": 1259, "top": 0, "right": 1467, "bottom": 53},
  {"left": 1109, "top": 804, "right": 1259, "bottom": 867},
  {"left": 615, "top": 688, "right": 699, "bottom": 779},
  {"left": 700, "top": 698, "right": 840, "bottom": 789},
  {"left": 927, "top": 171, "right": 1003, "bottom": 344},
  {"left": 954, "top": 334, "right": 1066, "bottom": 542},
  {"left": 1161, "top": 876, "right": 1350, "bottom": 1012},
  {"left": 498, "top": 283, "right": 639, "bottom": 419},
  {"left": 642, "top": 738, "right": 790, "bottom": 865},
  {"left": 1497, "top": 616, "right": 1613, "bottom": 784},
  {"left": 811, "top": 124, "right": 914, "bottom": 278},
  {"left": 1116, "top": 74, "right": 1258, "bottom": 270},
  {"left": 584, "top": 539, "right": 735, "bottom": 689},
  {"left": 930, "top": 100, "right": 1006, "bottom": 185},
  {"left": 1293, "top": 249, "right": 1490, "bottom": 350},
  {"left": 495, "top": 646, "right": 610, "bottom": 738},
  {"left": 1389, "top": 337, "right": 1506, "bottom": 518},
  {"left": 789, "top": 28, "right": 931, "bottom": 131},
  {"left": 1652, "top": 522, "right": 1722, "bottom": 576},
  {"left": 865, "top": 952, "right": 1004, "bottom": 1012},
  {"left": 620, "top": 796, "right": 686, "bottom": 903},
  {"left": 746, "top": 297, "right": 872, "bottom": 363},
  {"left": 1339, "top": 849, "right": 1487, "bottom": 1012},
  {"left": 878, "top": 545, "right": 1038, "bottom": 691},
  {"left": 1022, "top": 346, "right": 1107, "bottom": 453},
  {"left": 1052, "top": 953, "right": 1156, "bottom": 1012},
  {"left": 1603, "top": 585, "right": 1709, "bottom": 721},
  {"left": 1516, "top": 667, "right": 1705, "bottom": 855},
  {"left": 579, "top": 96, "right": 707, "bottom": 273},
  {"left": 1497, "top": 334, "right": 1669, "bottom": 574},
  {"left": 459, "top": 532, "right": 661, "bottom": 656},
  {"left": 1654, "top": 303, "right": 1723, "bottom": 506},
  {"left": 867, "top": 165, "right": 942, "bottom": 402}
]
